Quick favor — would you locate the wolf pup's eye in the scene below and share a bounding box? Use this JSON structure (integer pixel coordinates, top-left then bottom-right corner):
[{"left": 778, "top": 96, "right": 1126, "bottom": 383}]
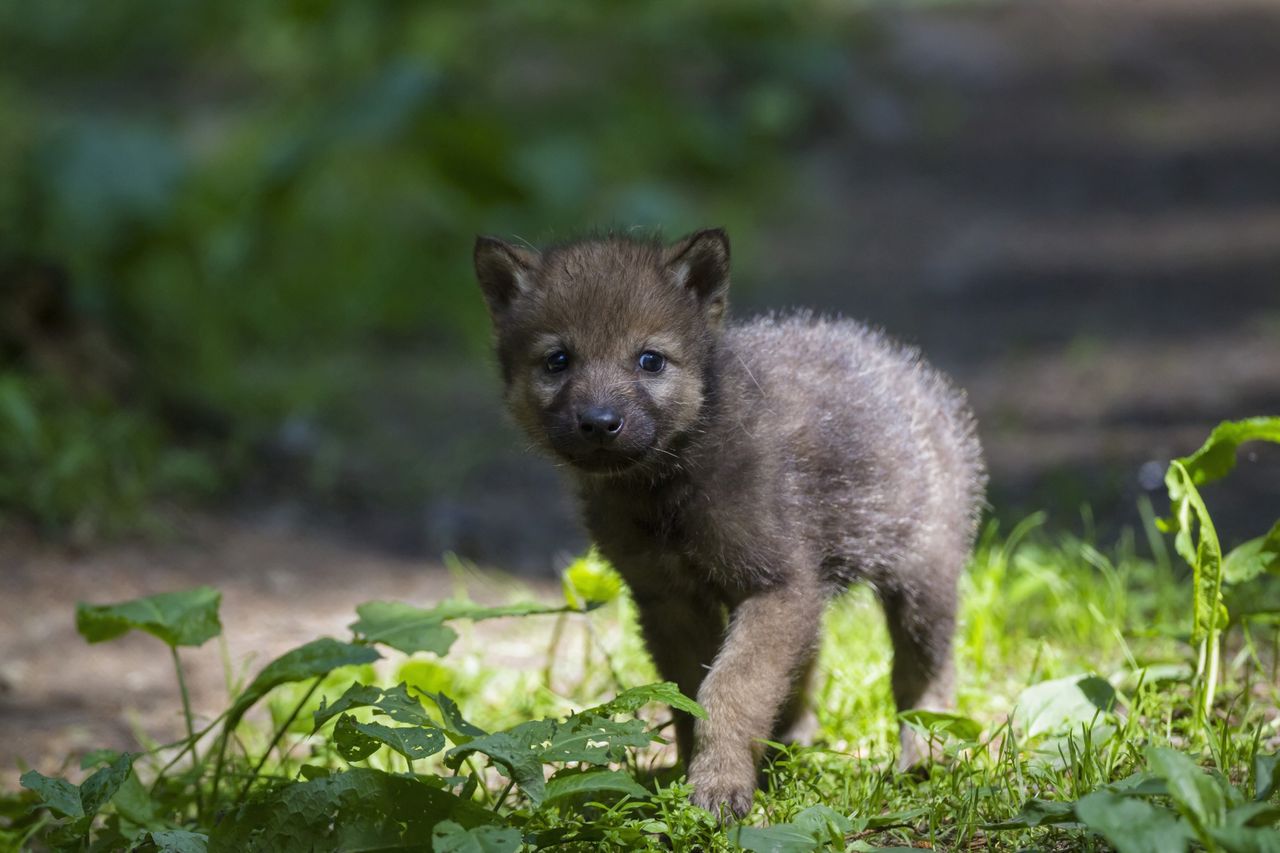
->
[
  {"left": 638, "top": 351, "right": 666, "bottom": 373},
  {"left": 545, "top": 350, "right": 569, "bottom": 373}
]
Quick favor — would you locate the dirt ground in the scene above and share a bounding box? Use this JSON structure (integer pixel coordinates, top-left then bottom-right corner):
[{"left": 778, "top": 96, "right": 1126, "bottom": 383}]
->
[
  {"left": 4, "top": 0, "right": 1280, "bottom": 786},
  {"left": 0, "top": 516, "right": 561, "bottom": 786}
]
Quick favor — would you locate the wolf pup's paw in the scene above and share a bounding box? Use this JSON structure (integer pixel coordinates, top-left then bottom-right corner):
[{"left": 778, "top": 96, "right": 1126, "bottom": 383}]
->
[{"left": 688, "top": 758, "right": 756, "bottom": 821}]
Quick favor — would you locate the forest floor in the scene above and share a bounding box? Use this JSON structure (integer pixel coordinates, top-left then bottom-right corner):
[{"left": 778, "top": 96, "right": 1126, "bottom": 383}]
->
[{"left": 4, "top": 0, "right": 1280, "bottom": 788}]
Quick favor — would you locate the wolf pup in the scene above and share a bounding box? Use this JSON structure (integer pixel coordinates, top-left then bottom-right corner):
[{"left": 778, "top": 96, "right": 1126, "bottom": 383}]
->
[{"left": 473, "top": 229, "right": 986, "bottom": 819}]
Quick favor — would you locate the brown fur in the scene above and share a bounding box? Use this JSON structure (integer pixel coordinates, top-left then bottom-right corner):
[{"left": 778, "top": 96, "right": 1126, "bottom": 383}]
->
[{"left": 474, "top": 229, "right": 987, "bottom": 819}]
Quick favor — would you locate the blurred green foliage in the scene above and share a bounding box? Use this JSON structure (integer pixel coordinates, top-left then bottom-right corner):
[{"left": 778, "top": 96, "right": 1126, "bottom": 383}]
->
[{"left": 0, "top": 1, "right": 875, "bottom": 531}]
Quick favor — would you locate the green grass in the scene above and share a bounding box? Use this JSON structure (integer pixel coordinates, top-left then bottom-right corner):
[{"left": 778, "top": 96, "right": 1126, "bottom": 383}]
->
[
  {"left": 5, "top": 514, "right": 1278, "bottom": 851},
  {"left": 4, "top": 420, "right": 1280, "bottom": 851}
]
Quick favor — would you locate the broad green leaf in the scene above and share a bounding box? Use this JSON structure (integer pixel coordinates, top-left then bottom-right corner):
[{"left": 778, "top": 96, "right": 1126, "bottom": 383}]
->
[
  {"left": 336, "top": 716, "right": 446, "bottom": 764},
  {"left": 350, "top": 601, "right": 458, "bottom": 656},
  {"left": 20, "top": 752, "right": 135, "bottom": 821},
  {"left": 731, "top": 809, "right": 854, "bottom": 853},
  {"left": 209, "top": 768, "right": 497, "bottom": 853},
  {"left": 984, "top": 798, "right": 1078, "bottom": 830},
  {"left": 75, "top": 587, "right": 221, "bottom": 648},
  {"left": 1223, "top": 802, "right": 1280, "bottom": 827},
  {"left": 78, "top": 751, "right": 136, "bottom": 816},
  {"left": 352, "top": 598, "right": 577, "bottom": 656},
  {"left": 145, "top": 829, "right": 210, "bottom": 853},
  {"left": 544, "top": 768, "right": 650, "bottom": 803},
  {"left": 19, "top": 770, "right": 84, "bottom": 818},
  {"left": 1108, "top": 771, "right": 1170, "bottom": 797},
  {"left": 1147, "top": 747, "right": 1229, "bottom": 828},
  {"left": 448, "top": 703, "right": 664, "bottom": 804},
  {"left": 1223, "top": 522, "right": 1280, "bottom": 585},
  {"left": 1176, "top": 417, "right": 1280, "bottom": 486},
  {"left": 898, "top": 709, "right": 983, "bottom": 742},
  {"left": 313, "top": 682, "right": 433, "bottom": 731},
  {"left": 591, "top": 681, "right": 707, "bottom": 720},
  {"left": 426, "top": 692, "right": 489, "bottom": 743},
  {"left": 333, "top": 714, "right": 381, "bottom": 762},
  {"left": 1075, "top": 790, "right": 1190, "bottom": 853},
  {"left": 1014, "top": 674, "right": 1117, "bottom": 738},
  {"left": 1165, "top": 459, "right": 1227, "bottom": 645},
  {"left": 732, "top": 822, "right": 825, "bottom": 852},
  {"left": 1255, "top": 751, "right": 1279, "bottom": 801},
  {"left": 447, "top": 726, "right": 552, "bottom": 804},
  {"left": 1208, "top": 825, "right": 1280, "bottom": 853},
  {"left": 432, "top": 820, "right": 522, "bottom": 853},
  {"left": 111, "top": 770, "right": 166, "bottom": 833},
  {"left": 540, "top": 714, "right": 654, "bottom": 763},
  {"left": 562, "top": 549, "right": 624, "bottom": 607},
  {"left": 791, "top": 805, "right": 855, "bottom": 842},
  {"left": 228, "top": 639, "right": 380, "bottom": 727}
]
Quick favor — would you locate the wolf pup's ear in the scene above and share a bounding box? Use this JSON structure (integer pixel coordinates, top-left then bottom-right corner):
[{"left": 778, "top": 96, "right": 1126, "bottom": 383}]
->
[
  {"left": 474, "top": 236, "right": 540, "bottom": 320},
  {"left": 665, "top": 228, "right": 730, "bottom": 326}
]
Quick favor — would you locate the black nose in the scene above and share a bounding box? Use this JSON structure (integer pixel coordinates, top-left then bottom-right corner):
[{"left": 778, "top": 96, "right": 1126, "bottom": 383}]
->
[{"left": 578, "top": 406, "right": 624, "bottom": 441}]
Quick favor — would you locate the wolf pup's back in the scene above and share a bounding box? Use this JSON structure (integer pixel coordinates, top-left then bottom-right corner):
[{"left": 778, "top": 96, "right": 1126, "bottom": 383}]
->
[{"left": 473, "top": 229, "right": 986, "bottom": 819}]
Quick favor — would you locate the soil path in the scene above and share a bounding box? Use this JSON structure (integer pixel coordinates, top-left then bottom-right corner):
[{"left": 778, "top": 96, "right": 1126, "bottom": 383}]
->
[{"left": 0, "top": 516, "right": 556, "bottom": 786}]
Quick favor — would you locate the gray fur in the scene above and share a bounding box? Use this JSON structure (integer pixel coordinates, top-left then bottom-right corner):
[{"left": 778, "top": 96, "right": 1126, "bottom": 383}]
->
[{"left": 474, "top": 229, "right": 987, "bottom": 819}]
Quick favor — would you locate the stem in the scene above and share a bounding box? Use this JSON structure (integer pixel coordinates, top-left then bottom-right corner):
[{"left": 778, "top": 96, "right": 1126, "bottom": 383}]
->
[
  {"left": 149, "top": 712, "right": 227, "bottom": 797},
  {"left": 236, "top": 676, "right": 323, "bottom": 805},
  {"left": 209, "top": 723, "right": 231, "bottom": 809},
  {"left": 543, "top": 613, "right": 567, "bottom": 689},
  {"left": 1203, "top": 630, "right": 1221, "bottom": 722},
  {"left": 491, "top": 778, "right": 516, "bottom": 813},
  {"left": 465, "top": 757, "right": 493, "bottom": 806},
  {"left": 170, "top": 646, "right": 204, "bottom": 818}
]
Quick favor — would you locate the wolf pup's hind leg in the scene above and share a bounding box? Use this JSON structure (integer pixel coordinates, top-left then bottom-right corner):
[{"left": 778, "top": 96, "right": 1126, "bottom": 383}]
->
[{"left": 881, "top": 564, "right": 961, "bottom": 770}]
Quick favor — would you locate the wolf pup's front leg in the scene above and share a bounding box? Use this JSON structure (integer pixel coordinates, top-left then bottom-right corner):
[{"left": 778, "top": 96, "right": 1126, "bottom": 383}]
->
[{"left": 688, "top": 578, "right": 825, "bottom": 820}]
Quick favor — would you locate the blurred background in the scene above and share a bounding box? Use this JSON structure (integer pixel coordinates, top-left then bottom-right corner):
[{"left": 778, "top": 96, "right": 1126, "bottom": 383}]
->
[
  {"left": 4, "top": 0, "right": 1280, "bottom": 564},
  {"left": 2, "top": 0, "right": 1279, "bottom": 769}
]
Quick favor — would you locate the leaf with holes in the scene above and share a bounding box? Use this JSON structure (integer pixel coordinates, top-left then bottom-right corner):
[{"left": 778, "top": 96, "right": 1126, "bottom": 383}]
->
[
  {"left": 20, "top": 752, "right": 135, "bottom": 821},
  {"left": 541, "top": 714, "right": 654, "bottom": 764},
  {"left": 590, "top": 682, "right": 706, "bottom": 720},
  {"left": 447, "top": 725, "right": 553, "bottom": 805},
  {"left": 425, "top": 692, "right": 489, "bottom": 744},
  {"left": 333, "top": 714, "right": 381, "bottom": 762},
  {"left": 210, "top": 768, "right": 497, "bottom": 852},
  {"left": 336, "top": 716, "right": 446, "bottom": 765},
  {"left": 19, "top": 771, "right": 84, "bottom": 819},
  {"left": 313, "top": 682, "right": 433, "bottom": 731}
]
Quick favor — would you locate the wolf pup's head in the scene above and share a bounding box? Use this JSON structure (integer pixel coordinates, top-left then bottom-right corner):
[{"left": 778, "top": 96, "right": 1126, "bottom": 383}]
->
[{"left": 473, "top": 229, "right": 730, "bottom": 476}]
